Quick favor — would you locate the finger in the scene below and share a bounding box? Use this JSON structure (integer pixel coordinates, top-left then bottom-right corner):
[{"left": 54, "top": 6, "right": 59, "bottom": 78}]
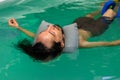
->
[
  {"left": 11, "top": 18, "right": 16, "bottom": 22},
  {"left": 8, "top": 19, "right": 12, "bottom": 25},
  {"left": 8, "top": 19, "right": 14, "bottom": 26},
  {"left": 10, "top": 19, "right": 14, "bottom": 24}
]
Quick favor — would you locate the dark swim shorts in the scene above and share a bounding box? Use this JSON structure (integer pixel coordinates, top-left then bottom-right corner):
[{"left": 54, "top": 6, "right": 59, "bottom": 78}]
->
[{"left": 73, "top": 17, "right": 114, "bottom": 36}]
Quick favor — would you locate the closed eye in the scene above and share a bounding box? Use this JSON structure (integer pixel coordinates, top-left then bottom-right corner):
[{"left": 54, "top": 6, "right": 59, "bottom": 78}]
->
[{"left": 49, "top": 32, "right": 55, "bottom": 37}]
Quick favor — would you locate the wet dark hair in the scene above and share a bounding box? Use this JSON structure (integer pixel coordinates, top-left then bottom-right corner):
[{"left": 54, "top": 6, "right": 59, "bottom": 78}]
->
[{"left": 16, "top": 25, "right": 64, "bottom": 62}]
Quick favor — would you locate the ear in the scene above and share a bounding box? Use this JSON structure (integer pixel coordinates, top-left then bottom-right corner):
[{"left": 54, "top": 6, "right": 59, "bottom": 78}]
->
[
  {"left": 61, "top": 35, "right": 65, "bottom": 48},
  {"left": 61, "top": 40, "right": 65, "bottom": 48}
]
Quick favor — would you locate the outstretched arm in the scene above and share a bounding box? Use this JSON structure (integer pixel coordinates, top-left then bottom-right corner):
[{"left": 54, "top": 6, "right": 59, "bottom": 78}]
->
[
  {"left": 8, "top": 18, "right": 35, "bottom": 38},
  {"left": 80, "top": 39, "right": 120, "bottom": 48}
]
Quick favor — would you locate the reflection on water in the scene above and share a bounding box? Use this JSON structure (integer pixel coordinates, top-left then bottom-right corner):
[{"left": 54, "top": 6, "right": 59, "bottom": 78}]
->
[
  {"left": 94, "top": 76, "right": 120, "bottom": 80},
  {"left": 0, "top": 0, "right": 5, "bottom": 2}
]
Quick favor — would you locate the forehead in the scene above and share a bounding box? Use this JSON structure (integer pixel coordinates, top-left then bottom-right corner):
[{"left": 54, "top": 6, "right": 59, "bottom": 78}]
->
[{"left": 36, "top": 32, "right": 54, "bottom": 48}]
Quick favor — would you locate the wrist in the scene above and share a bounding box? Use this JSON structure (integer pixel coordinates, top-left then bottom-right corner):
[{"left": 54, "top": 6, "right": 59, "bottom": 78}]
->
[{"left": 17, "top": 26, "right": 21, "bottom": 30}]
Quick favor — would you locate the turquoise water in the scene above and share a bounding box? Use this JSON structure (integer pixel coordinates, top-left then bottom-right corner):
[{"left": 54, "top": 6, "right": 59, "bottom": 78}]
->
[{"left": 0, "top": 0, "right": 120, "bottom": 80}]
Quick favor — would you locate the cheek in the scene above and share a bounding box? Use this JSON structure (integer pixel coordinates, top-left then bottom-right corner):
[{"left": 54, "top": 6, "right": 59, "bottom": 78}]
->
[
  {"left": 58, "top": 31, "right": 63, "bottom": 38},
  {"left": 55, "top": 33, "right": 63, "bottom": 41},
  {"left": 36, "top": 37, "right": 41, "bottom": 43}
]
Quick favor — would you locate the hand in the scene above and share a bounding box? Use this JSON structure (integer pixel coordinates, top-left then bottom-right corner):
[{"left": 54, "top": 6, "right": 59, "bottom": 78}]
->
[{"left": 8, "top": 18, "right": 19, "bottom": 28}]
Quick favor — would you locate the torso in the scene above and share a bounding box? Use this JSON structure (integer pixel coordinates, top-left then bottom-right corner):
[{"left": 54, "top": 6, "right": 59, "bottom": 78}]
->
[
  {"left": 74, "top": 17, "right": 109, "bottom": 37},
  {"left": 78, "top": 29, "right": 92, "bottom": 41}
]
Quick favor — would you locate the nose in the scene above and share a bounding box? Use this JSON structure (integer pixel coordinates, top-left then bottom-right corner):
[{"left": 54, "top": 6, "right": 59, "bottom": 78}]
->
[{"left": 47, "top": 25, "right": 55, "bottom": 31}]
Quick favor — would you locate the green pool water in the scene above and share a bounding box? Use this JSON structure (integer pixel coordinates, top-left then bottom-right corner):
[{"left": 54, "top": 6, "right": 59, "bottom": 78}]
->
[{"left": 0, "top": 0, "right": 120, "bottom": 80}]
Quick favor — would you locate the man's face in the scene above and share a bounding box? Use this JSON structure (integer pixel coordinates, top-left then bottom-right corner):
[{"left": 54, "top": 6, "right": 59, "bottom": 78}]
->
[{"left": 36, "top": 25, "right": 64, "bottom": 48}]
